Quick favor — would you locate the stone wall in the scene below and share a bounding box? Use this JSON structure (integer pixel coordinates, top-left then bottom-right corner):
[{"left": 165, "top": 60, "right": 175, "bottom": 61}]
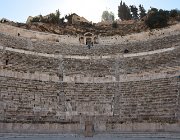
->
[
  {"left": 0, "top": 24, "right": 79, "bottom": 45},
  {"left": 0, "top": 31, "right": 180, "bottom": 56},
  {"left": 1, "top": 51, "right": 59, "bottom": 75},
  {"left": 1, "top": 44, "right": 179, "bottom": 77},
  {"left": 0, "top": 23, "right": 180, "bottom": 46},
  {"left": 113, "top": 77, "right": 179, "bottom": 122},
  {"left": 0, "top": 75, "right": 179, "bottom": 133},
  {"left": 99, "top": 23, "right": 180, "bottom": 45},
  {"left": 0, "top": 23, "right": 180, "bottom": 133}
]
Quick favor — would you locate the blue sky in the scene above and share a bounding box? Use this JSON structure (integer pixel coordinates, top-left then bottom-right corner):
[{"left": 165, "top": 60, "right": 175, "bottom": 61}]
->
[{"left": 0, "top": 0, "right": 179, "bottom": 23}]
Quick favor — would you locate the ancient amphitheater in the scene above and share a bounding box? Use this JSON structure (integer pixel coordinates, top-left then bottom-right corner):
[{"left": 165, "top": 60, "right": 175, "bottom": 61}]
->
[{"left": 0, "top": 23, "right": 180, "bottom": 135}]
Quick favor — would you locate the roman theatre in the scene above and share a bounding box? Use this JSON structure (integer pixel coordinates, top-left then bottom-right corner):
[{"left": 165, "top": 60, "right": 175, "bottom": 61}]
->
[{"left": 0, "top": 23, "right": 180, "bottom": 135}]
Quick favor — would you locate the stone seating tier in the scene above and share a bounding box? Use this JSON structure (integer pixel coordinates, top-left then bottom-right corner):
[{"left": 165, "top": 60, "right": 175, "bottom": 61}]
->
[
  {"left": 1, "top": 45, "right": 179, "bottom": 77},
  {"left": 0, "top": 32, "right": 179, "bottom": 55},
  {"left": 0, "top": 76, "right": 178, "bottom": 125}
]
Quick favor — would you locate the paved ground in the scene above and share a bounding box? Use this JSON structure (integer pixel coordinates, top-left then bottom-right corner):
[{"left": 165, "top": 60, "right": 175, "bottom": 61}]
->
[{"left": 0, "top": 133, "right": 180, "bottom": 140}]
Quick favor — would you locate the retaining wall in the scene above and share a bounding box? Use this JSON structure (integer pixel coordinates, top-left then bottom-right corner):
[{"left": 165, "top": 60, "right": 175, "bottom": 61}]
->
[{"left": 0, "top": 23, "right": 180, "bottom": 133}]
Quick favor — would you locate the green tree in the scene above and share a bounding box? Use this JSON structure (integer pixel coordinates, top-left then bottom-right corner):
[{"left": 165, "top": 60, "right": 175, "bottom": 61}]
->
[
  {"left": 139, "top": 4, "right": 146, "bottom": 18},
  {"left": 56, "top": 9, "right": 60, "bottom": 20},
  {"left": 31, "top": 9, "right": 61, "bottom": 24},
  {"left": 170, "top": 9, "right": 178, "bottom": 17},
  {"left": 31, "top": 16, "right": 40, "bottom": 22},
  {"left": 112, "top": 21, "right": 118, "bottom": 28},
  {"left": 118, "top": 1, "right": 123, "bottom": 20},
  {"left": 149, "top": 7, "right": 158, "bottom": 13},
  {"left": 47, "top": 9, "right": 61, "bottom": 24},
  {"left": 101, "top": 11, "right": 115, "bottom": 22},
  {"left": 65, "top": 13, "right": 75, "bottom": 24},
  {"left": 118, "top": 1, "right": 132, "bottom": 20},
  {"left": 145, "top": 8, "right": 169, "bottom": 29},
  {"left": 130, "top": 5, "right": 139, "bottom": 19}
]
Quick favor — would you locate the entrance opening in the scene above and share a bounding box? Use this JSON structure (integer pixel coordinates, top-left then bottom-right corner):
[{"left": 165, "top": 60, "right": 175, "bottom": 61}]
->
[
  {"left": 79, "top": 37, "right": 84, "bottom": 44},
  {"left": 86, "top": 38, "right": 92, "bottom": 45},
  {"left": 84, "top": 120, "right": 94, "bottom": 137}
]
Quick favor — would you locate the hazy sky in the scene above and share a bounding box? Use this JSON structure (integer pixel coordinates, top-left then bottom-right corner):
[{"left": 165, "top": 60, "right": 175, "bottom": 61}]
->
[{"left": 0, "top": 0, "right": 179, "bottom": 23}]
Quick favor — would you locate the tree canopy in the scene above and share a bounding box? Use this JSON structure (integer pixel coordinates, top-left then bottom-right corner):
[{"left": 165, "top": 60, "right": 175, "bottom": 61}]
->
[
  {"left": 101, "top": 11, "right": 115, "bottom": 22},
  {"left": 139, "top": 4, "right": 147, "bottom": 18},
  {"left": 30, "top": 9, "right": 62, "bottom": 24},
  {"left": 118, "top": 1, "right": 147, "bottom": 20},
  {"left": 118, "top": 1, "right": 132, "bottom": 20},
  {"left": 145, "top": 8, "right": 169, "bottom": 29},
  {"left": 130, "top": 5, "right": 139, "bottom": 19}
]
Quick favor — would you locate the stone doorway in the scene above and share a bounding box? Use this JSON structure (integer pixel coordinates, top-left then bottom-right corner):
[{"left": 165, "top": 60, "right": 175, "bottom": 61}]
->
[
  {"left": 79, "top": 32, "right": 98, "bottom": 45},
  {"left": 84, "top": 120, "right": 94, "bottom": 137},
  {"left": 79, "top": 37, "right": 84, "bottom": 44},
  {"left": 86, "top": 38, "right": 92, "bottom": 45}
]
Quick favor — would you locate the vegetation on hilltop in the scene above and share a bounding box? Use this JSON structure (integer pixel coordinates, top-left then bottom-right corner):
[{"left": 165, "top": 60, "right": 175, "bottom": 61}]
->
[
  {"left": 118, "top": 1, "right": 180, "bottom": 29},
  {"left": 22, "top": 1, "right": 180, "bottom": 30},
  {"left": 143, "top": 7, "right": 180, "bottom": 29},
  {"left": 1, "top": 1, "right": 179, "bottom": 36},
  {"left": 118, "top": 1, "right": 132, "bottom": 20},
  {"left": 30, "top": 9, "right": 64, "bottom": 24},
  {"left": 101, "top": 11, "right": 115, "bottom": 22}
]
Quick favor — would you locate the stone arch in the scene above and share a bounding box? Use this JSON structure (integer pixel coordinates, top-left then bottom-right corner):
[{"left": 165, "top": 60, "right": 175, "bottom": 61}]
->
[
  {"left": 84, "top": 32, "right": 94, "bottom": 45},
  {"left": 86, "top": 37, "right": 92, "bottom": 45},
  {"left": 79, "top": 32, "right": 98, "bottom": 45},
  {"left": 84, "top": 32, "right": 94, "bottom": 37},
  {"left": 94, "top": 36, "right": 98, "bottom": 44},
  {"left": 79, "top": 36, "right": 84, "bottom": 44}
]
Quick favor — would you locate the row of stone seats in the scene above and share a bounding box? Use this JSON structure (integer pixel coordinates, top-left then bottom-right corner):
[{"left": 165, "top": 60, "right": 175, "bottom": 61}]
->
[
  {"left": 0, "top": 32, "right": 179, "bottom": 56},
  {"left": 63, "top": 59, "right": 115, "bottom": 77},
  {"left": 1, "top": 50, "right": 60, "bottom": 75},
  {"left": 0, "top": 44, "right": 179, "bottom": 77},
  {"left": 0, "top": 33, "right": 28, "bottom": 49},
  {"left": 63, "top": 47, "right": 180, "bottom": 76},
  {"left": 113, "top": 76, "right": 178, "bottom": 122},
  {"left": 0, "top": 75, "right": 178, "bottom": 123},
  {"left": 121, "top": 47, "right": 180, "bottom": 74},
  {"left": 0, "top": 76, "right": 63, "bottom": 123}
]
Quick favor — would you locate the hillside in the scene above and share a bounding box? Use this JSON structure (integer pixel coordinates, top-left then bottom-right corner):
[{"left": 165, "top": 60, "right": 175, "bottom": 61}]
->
[{"left": 2, "top": 18, "right": 179, "bottom": 37}]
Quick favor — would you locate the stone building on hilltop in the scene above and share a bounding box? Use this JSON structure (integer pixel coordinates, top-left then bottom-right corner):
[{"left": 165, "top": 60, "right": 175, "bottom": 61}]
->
[
  {"left": 65, "top": 13, "right": 90, "bottom": 25},
  {"left": 72, "top": 13, "right": 89, "bottom": 24}
]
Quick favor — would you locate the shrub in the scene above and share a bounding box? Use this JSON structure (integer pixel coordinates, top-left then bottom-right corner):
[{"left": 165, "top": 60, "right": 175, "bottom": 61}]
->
[
  {"left": 145, "top": 9, "right": 169, "bottom": 29},
  {"left": 170, "top": 9, "right": 178, "bottom": 18},
  {"left": 112, "top": 21, "right": 118, "bottom": 28},
  {"left": 31, "top": 17, "right": 40, "bottom": 22},
  {"left": 31, "top": 10, "right": 61, "bottom": 24}
]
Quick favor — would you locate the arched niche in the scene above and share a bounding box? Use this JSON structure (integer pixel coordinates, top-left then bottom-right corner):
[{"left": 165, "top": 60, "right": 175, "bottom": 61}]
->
[
  {"left": 84, "top": 32, "right": 94, "bottom": 37},
  {"left": 94, "top": 36, "right": 98, "bottom": 44},
  {"left": 84, "top": 32, "right": 94, "bottom": 45},
  {"left": 79, "top": 36, "right": 84, "bottom": 44},
  {"left": 79, "top": 32, "right": 99, "bottom": 45}
]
